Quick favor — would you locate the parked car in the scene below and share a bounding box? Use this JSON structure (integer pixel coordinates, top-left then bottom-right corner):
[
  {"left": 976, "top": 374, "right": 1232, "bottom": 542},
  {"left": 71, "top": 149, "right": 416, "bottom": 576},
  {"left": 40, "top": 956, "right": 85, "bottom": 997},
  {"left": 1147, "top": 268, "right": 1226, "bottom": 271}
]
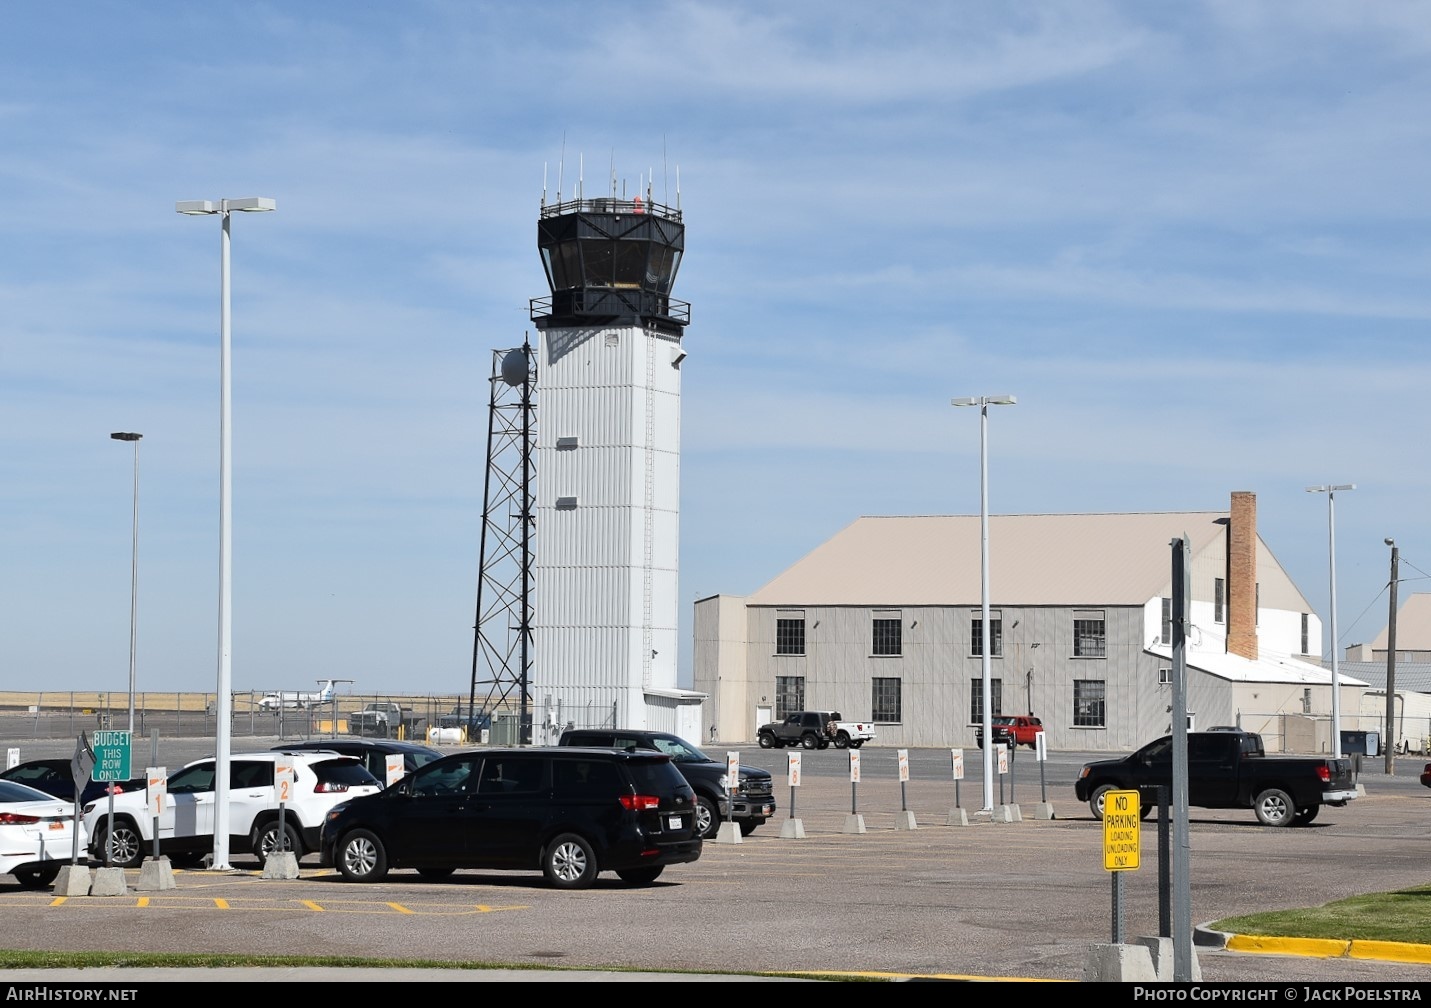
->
[
  {"left": 0, "top": 758, "right": 146, "bottom": 806},
  {"left": 84, "top": 751, "right": 382, "bottom": 869},
  {"left": 557, "top": 728, "right": 775, "bottom": 839},
  {"left": 974, "top": 715, "right": 1044, "bottom": 750},
  {"left": 320, "top": 746, "right": 702, "bottom": 889},
  {"left": 271, "top": 739, "right": 444, "bottom": 785},
  {"left": 1421, "top": 763, "right": 1431, "bottom": 788},
  {"left": 0, "top": 779, "right": 88, "bottom": 889}
]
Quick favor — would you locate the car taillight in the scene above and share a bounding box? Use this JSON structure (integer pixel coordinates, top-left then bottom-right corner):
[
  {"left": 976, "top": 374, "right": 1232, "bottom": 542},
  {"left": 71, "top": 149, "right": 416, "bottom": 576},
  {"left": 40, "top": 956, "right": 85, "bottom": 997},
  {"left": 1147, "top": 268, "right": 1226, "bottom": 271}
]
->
[
  {"left": 619, "top": 794, "right": 661, "bottom": 811},
  {"left": 313, "top": 782, "right": 350, "bottom": 793},
  {"left": 0, "top": 812, "right": 41, "bottom": 825},
  {"left": 1317, "top": 765, "right": 1331, "bottom": 783}
]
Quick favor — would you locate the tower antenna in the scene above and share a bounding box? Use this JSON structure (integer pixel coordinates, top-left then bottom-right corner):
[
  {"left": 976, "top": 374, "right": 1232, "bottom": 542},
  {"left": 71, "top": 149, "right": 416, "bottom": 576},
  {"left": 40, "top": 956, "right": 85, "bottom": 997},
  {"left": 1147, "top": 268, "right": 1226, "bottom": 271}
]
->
[{"left": 557, "top": 133, "right": 566, "bottom": 205}]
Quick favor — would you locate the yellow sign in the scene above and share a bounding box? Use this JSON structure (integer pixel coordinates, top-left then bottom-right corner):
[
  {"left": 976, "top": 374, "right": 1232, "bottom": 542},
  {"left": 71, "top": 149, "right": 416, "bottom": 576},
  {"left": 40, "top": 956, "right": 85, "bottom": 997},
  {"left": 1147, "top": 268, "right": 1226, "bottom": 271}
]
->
[{"left": 1102, "top": 789, "right": 1141, "bottom": 871}]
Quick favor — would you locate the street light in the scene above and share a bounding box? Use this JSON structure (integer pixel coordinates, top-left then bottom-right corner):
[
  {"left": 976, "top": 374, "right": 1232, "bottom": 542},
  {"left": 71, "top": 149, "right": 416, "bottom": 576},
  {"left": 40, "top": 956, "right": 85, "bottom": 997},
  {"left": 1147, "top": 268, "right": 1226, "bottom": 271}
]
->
[
  {"left": 1384, "top": 538, "right": 1398, "bottom": 775},
  {"left": 1306, "top": 484, "right": 1354, "bottom": 759},
  {"left": 177, "top": 196, "right": 276, "bottom": 870},
  {"left": 110, "top": 433, "right": 142, "bottom": 734},
  {"left": 952, "top": 394, "right": 1017, "bottom": 812}
]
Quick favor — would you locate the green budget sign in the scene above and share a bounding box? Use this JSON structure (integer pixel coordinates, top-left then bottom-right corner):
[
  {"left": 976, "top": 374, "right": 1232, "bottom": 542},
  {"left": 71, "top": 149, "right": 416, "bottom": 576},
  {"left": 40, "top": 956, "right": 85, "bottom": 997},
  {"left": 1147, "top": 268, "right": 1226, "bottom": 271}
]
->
[{"left": 91, "top": 730, "right": 132, "bottom": 782}]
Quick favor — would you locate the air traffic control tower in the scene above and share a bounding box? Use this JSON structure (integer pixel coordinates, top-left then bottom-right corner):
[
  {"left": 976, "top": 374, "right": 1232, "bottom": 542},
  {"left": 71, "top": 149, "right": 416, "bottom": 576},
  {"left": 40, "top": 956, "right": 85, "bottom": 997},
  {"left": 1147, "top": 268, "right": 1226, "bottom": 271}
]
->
[{"left": 528, "top": 185, "right": 705, "bottom": 736}]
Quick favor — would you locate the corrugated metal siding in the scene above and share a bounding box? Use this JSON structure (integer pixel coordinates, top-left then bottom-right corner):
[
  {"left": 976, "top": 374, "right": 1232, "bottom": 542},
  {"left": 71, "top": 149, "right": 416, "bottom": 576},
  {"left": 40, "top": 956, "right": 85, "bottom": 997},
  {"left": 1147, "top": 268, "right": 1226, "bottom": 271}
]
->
[{"left": 533, "top": 321, "right": 684, "bottom": 731}]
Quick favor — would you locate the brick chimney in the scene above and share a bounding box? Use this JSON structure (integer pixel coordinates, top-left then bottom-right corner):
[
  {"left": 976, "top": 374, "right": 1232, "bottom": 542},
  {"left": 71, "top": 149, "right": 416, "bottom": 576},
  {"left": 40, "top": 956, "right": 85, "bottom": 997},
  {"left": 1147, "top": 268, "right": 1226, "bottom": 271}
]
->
[{"left": 1227, "top": 491, "right": 1258, "bottom": 660}]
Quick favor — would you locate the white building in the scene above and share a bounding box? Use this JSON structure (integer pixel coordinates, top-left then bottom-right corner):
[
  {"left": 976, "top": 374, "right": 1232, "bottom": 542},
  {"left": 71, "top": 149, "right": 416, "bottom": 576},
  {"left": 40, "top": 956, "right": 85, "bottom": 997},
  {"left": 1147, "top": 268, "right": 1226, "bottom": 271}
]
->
[
  {"left": 527, "top": 190, "right": 705, "bottom": 739},
  {"left": 694, "top": 491, "right": 1366, "bottom": 753}
]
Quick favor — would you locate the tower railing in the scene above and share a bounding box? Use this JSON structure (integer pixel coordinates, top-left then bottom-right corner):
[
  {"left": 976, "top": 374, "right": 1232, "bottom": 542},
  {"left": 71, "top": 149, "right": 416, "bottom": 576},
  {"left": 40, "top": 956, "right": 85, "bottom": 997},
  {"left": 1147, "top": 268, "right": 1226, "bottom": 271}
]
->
[{"left": 539, "top": 196, "right": 681, "bottom": 222}]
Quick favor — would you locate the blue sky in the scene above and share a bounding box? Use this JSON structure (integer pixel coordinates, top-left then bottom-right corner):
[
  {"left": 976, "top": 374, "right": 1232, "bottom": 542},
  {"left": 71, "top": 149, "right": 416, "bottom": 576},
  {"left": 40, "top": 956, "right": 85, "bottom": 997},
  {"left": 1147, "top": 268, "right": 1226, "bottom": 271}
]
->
[{"left": 3, "top": 1, "right": 1428, "bottom": 698}]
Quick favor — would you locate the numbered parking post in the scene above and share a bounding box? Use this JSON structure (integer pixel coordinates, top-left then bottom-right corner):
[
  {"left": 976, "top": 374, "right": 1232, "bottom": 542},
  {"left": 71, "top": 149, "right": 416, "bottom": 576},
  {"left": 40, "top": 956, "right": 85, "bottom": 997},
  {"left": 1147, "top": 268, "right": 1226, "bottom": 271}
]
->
[
  {"left": 726, "top": 751, "right": 740, "bottom": 828},
  {"left": 146, "top": 766, "right": 166, "bottom": 862},
  {"left": 385, "top": 754, "right": 404, "bottom": 787},
  {"left": 947, "top": 748, "right": 969, "bottom": 826},
  {"left": 780, "top": 752, "right": 806, "bottom": 839},
  {"left": 274, "top": 757, "right": 296, "bottom": 859},
  {"left": 1102, "top": 789, "right": 1141, "bottom": 943},
  {"left": 996, "top": 743, "right": 1009, "bottom": 806}
]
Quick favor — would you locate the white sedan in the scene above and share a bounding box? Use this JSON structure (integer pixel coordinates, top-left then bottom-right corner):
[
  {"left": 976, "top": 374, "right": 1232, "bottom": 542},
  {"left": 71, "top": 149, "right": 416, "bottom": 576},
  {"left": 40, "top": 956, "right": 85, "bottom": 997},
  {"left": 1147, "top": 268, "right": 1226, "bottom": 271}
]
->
[{"left": 0, "top": 779, "right": 88, "bottom": 888}]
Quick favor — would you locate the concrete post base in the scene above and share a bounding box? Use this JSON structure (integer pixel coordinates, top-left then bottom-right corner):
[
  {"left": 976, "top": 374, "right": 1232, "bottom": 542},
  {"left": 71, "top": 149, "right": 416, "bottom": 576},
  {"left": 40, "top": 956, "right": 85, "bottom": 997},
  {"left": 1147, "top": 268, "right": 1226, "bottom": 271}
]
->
[
  {"left": 1084, "top": 942, "right": 1158, "bottom": 982},
  {"left": 842, "top": 814, "right": 866, "bottom": 834},
  {"left": 136, "top": 857, "right": 177, "bottom": 891},
  {"left": 714, "top": 821, "right": 743, "bottom": 844},
  {"left": 994, "top": 804, "right": 1022, "bottom": 823},
  {"left": 946, "top": 807, "right": 970, "bottom": 826},
  {"left": 779, "top": 818, "right": 806, "bottom": 839},
  {"left": 89, "top": 866, "right": 128, "bottom": 896},
  {"left": 894, "top": 810, "right": 917, "bottom": 830},
  {"left": 53, "top": 864, "right": 92, "bottom": 896},
  {"left": 261, "top": 852, "right": 300, "bottom": 880},
  {"left": 1030, "top": 802, "right": 1056, "bottom": 820},
  {"left": 1136, "top": 936, "right": 1202, "bottom": 982}
]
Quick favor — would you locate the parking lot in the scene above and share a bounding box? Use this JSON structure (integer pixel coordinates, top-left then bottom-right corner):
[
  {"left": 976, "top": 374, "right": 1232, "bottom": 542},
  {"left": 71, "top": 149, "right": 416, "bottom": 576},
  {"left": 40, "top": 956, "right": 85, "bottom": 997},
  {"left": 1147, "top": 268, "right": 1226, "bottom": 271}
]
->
[{"left": 3, "top": 737, "right": 1429, "bottom": 982}]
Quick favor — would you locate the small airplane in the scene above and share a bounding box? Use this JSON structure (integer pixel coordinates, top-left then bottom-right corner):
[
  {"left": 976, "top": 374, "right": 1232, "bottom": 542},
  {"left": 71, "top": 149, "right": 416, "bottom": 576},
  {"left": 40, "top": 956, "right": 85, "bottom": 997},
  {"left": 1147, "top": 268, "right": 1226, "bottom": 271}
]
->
[{"left": 257, "top": 679, "right": 338, "bottom": 711}]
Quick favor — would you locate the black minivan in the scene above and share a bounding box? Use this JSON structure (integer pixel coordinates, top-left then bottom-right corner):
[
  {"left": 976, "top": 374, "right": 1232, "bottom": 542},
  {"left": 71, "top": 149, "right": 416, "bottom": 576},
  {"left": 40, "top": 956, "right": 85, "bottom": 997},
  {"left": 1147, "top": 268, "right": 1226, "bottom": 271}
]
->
[{"left": 319, "top": 746, "right": 701, "bottom": 889}]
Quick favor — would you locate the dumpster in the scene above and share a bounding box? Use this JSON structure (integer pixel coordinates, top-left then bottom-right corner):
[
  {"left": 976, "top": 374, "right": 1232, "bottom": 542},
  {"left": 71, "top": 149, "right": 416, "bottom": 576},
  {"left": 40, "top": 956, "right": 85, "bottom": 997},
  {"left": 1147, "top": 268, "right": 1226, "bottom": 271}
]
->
[{"left": 1340, "top": 730, "right": 1380, "bottom": 757}]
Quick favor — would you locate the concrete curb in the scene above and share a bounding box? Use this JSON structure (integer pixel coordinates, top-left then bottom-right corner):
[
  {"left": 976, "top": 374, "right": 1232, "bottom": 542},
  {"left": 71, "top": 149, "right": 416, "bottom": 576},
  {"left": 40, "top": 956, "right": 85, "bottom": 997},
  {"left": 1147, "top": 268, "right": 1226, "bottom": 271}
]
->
[{"left": 1196, "top": 923, "right": 1431, "bottom": 964}]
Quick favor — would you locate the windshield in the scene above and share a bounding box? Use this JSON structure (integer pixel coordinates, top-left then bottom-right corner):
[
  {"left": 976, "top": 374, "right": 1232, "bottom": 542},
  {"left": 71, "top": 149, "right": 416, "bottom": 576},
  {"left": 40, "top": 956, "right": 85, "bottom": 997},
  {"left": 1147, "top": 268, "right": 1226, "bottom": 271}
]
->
[{"left": 648, "top": 736, "right": 708, "bottom": 763}]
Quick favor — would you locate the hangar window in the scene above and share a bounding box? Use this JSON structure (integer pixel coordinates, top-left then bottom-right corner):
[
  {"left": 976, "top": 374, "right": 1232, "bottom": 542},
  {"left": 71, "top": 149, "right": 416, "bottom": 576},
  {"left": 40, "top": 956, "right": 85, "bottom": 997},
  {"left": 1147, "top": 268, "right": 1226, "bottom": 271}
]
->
[
  {"left": 775, "top": 612, "right": 806, "bottom": 656},
  {"left": 775, "top": 676, "right": 805, "bottom": 720},
  {"left": 1073, "top": 679, "right": 1106, "bottom": 728},
  {"left": 871, "top": 678, "right": 902, "bottom": 722},
  {"left": 970, "top": 611, "right": 1003, "bottom": 657},
  {"left": 1073, "top": 610, "right": 1105, "bottom": 658},
  {"left": 969, "top": 677, "right": 1003, "bottom": 724},
  {"left": 871, "top": 612, "right": 902, "bottom": 657}
]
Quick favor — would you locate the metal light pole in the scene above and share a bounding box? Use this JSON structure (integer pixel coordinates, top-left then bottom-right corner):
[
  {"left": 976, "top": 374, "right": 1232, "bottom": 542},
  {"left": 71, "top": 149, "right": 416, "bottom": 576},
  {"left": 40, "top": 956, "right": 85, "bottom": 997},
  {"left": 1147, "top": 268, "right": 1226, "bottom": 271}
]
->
[
  {"left": 1384, "top": 538, "right": 1398, "bottom": 774},
  {"left": 177, "top": 196, "right": 277, "bottom": 870},
  {"left": 111, "top": 432, "right": 142, "bottom": 733},
  {"left": 952, "top": 394, "right": 1016, "bottom": 812},
  {"left": 1306, "top": 484, "right": 1354, "bottom": 759}
]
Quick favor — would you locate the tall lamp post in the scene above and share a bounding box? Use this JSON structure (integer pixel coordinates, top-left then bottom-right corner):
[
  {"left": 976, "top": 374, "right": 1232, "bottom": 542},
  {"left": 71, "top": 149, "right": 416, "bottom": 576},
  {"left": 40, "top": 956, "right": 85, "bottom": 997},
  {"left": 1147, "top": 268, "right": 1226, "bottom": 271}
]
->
[
  {"left": 952, "top": 394, "right": 1017, "bottom": 812},
  {"left": 177, "top": 196, "right": 277, "bottom": 870},
  {"left": 1384, "top": 538, "right": 1398, "bottom": 774},
  {"left": 110, "top": 433, "right": 142, "bottom": 733},
  {"left": 1306, "top": 483, "right": 1354, "bottom": 759}
]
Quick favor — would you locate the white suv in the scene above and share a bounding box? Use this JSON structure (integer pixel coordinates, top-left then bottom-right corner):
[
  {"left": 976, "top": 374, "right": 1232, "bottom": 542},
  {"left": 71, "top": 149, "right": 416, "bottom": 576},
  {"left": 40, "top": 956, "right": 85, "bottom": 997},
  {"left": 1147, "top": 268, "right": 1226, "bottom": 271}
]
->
[{"left": 83, "top": 751, "right": 381, "bottom": 868}]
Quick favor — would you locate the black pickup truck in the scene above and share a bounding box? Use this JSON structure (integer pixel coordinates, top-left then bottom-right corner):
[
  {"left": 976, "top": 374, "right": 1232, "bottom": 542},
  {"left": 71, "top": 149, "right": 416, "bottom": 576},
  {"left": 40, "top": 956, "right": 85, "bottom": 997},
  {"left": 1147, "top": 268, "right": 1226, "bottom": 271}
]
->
[
  {"left": 558, "top": 728, "right": 776, "bottom": 840},
  {"left": 1074, "top": 730, "right": 1357, "bottom": 827}
]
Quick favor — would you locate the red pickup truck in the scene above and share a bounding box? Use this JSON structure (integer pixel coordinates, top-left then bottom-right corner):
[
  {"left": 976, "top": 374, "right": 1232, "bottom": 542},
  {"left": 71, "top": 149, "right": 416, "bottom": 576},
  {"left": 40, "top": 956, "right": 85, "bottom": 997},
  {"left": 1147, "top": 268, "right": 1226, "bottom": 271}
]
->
[{"left": 975, "top": 714, "right": 1043, "bottom": 750}]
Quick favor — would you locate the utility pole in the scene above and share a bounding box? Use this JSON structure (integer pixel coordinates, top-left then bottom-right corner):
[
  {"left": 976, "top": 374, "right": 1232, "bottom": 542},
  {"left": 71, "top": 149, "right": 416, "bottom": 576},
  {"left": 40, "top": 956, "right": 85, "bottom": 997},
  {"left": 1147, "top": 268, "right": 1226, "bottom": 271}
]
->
[{"left": 1384, "top": 539, "right": 1398, "bottom": 774}]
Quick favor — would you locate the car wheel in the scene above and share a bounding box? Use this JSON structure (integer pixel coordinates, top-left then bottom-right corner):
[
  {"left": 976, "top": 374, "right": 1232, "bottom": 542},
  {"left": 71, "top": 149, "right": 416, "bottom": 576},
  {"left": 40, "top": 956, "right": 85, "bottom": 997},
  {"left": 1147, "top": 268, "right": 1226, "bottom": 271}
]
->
[
  {"left": 833, "top": 732, "right": 850, "bottom": 749},
  {"left": 1292, "top": 806, "right": 1320, "bottom": 826},
  {"left": 738, "top": 820, "right": 759, "bottom": 836},
  {"left": 1089, "top": 784, "right": 1119, "bottom": 821},
  {"left": 694, "top": 795, "right": 719, "bottom": 840},
  {"left": 801, "top": 734, "right": 820, "bottom": 750},
  {"left": 12, "top": 864, "right": 60, "bottom": 889},
  {"left": 1254, "top": 788, "right": 1295, "bottom": 827},
  {"left": 417, "top": 867, "right": 456, "bottom": 880},
  {"left": 616, "top": 866, "right": 664, "bottom": 885},
  {"left": 757, "top": 734, "right": 776, "bottom": 749},
  {"left": 336, "top": 829, "right": 389, "bottom": 882},
  {"left": 543, "top": 832, "right": 598, "bottom": 890},
  {"left": 849, "top": 741, "right": 864, "bottom": 749},
  {"left": 255, "top": 819, "right": 302, "bottom": 861},
  {"left": 170, "top": 850, "right": 207, "bottom": 868},
  {"left": 97, "top": 819, "right": 145, "bottom": 869}
]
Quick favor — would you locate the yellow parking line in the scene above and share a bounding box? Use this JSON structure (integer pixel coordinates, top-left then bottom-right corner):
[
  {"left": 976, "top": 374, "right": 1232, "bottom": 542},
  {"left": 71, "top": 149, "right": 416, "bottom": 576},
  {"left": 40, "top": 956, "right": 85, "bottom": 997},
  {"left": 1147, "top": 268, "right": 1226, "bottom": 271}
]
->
[
  {"left": 387, "top": 902, "right": 415, "bottom": 914},
  {"left": 136, "top": 897, "right": 150, "bottom": 908},
  {"left": 214, "top": 899, "right": 230, "bottom": 909},
  {"left": 302, "top": 900, "right": 324, "bottom": 911}
]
